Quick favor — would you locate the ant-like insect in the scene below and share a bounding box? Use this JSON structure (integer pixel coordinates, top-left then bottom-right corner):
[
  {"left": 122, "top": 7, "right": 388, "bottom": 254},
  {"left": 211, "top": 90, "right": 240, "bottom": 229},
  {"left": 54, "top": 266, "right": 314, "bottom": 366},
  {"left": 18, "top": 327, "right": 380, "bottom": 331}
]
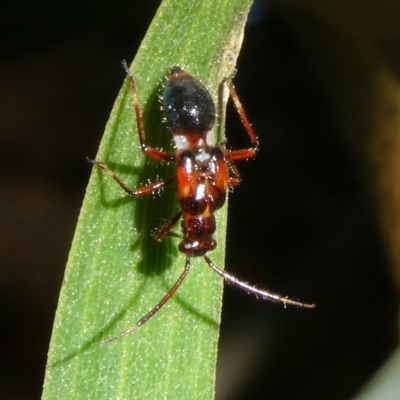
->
[{"left": 88, "top": 61, "right": 315, "bottom": 343}]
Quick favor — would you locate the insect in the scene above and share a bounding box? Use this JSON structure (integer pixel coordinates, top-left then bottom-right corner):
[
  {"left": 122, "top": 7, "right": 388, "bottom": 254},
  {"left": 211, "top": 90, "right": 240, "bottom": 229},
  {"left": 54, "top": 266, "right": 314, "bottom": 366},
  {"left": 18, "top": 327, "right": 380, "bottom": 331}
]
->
[{"left": 88, "top": 61, "right": 315, "bottom": 343}]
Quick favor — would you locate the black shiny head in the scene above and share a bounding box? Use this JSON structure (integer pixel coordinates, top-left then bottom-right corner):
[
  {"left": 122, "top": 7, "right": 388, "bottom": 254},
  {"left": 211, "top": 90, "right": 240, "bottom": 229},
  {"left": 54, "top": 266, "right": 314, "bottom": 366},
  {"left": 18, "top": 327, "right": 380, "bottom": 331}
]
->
[{"left": 163, "top": 66, "right": 216, "bottom": 135}]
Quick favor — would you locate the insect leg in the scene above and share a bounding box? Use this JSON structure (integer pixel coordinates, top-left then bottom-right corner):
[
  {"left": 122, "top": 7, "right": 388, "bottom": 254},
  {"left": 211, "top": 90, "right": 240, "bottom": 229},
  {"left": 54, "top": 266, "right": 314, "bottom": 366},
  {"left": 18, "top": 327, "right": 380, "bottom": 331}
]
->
[
  {"left": 122, "top": 60, "right": 175, "bottom": 162},
  {"left": 224, "top": 77, "right": 259, "bottom": 161},
  {"left": 154, "top": 211, "right": 183, "bottom": 242},
  {"left": 227, "top": 162, "right": 241, "bottom": 186},
  {"left": 87, "top": 158, "right": 175, "bottom": 197}
]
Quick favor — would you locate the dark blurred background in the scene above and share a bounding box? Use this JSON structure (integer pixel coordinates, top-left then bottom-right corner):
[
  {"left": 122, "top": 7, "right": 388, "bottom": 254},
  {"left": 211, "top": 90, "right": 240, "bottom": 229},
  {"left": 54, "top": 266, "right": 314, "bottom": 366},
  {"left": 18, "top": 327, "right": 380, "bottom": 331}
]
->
[{"left": 0, "top": 1, "right": 397, "bottom": 399}]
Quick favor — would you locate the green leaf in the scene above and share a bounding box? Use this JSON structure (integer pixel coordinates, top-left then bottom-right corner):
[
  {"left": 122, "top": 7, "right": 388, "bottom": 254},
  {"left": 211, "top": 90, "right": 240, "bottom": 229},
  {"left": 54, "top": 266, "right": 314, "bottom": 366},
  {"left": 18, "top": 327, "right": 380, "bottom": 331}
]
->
[{"left": 42, "top": 0, "right": 253, "bottom": 398}]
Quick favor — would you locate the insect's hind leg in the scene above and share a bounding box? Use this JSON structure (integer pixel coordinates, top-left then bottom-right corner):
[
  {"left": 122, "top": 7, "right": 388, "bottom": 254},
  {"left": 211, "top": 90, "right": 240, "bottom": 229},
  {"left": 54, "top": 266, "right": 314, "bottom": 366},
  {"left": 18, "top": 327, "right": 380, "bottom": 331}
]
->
[
  {"left": 121, "top": 60, "right": 175, "bottom": 162},
  {"left": 224, "top": 76, "right": 259, "bottom": 162},
  {"left": 87, "top": 158, "right": 175, "bottom": 197}
]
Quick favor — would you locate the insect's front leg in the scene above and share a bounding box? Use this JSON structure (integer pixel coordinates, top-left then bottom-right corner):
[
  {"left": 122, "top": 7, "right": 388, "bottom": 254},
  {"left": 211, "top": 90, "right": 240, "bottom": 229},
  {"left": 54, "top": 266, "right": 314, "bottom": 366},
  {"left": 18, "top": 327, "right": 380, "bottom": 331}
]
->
[
  {"left": 153, "top": 211, "right": 183, "bottom": 242},
  {"left": 87, "top": 158, "right": 175, "bottom": 197}
]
